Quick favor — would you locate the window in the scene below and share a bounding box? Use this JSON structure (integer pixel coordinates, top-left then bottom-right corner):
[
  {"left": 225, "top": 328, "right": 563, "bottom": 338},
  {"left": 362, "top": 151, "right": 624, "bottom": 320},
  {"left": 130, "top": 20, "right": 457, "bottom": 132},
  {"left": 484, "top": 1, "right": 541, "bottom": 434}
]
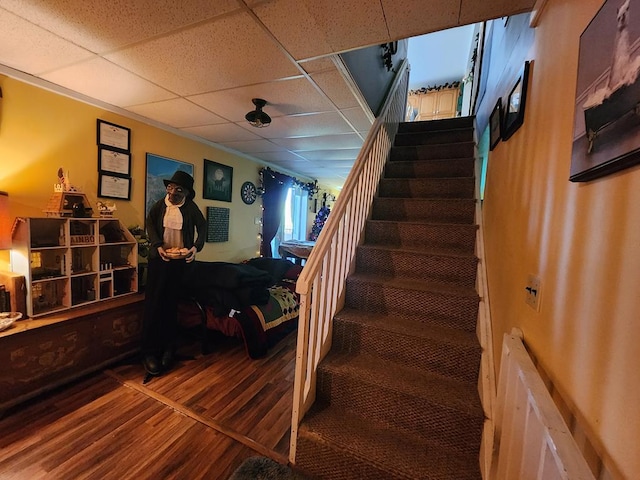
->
[{"left": 271, "top": 185, "right": 308, "bottom": 257}]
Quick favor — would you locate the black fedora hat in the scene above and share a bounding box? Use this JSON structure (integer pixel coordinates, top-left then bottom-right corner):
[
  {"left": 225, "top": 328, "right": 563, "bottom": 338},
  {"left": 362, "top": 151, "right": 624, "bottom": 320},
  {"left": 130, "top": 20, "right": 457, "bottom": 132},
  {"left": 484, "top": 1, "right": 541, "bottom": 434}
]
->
[{"left": 164, "top": 170, "right": 195, "bottom": 199}]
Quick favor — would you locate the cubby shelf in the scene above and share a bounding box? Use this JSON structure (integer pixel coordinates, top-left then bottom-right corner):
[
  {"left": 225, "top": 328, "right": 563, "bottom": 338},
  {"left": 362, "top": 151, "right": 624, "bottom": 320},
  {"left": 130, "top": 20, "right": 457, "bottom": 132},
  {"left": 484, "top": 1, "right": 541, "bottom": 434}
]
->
[{"left": 11, "top": 217, "right": 138, "bottom": 317}]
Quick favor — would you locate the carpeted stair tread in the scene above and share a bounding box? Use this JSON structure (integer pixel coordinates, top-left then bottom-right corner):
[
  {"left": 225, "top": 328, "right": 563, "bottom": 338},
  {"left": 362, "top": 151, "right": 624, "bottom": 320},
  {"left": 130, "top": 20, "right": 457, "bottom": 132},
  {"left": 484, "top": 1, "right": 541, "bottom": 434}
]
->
[
  {"left": 371, "top": 197, "right": 476, "bottom": 223},
  {"left": 346, "top": 272, "right": 477, "bottom": 298},
  {"left": 383, "top": 157, "right": 475, "bottom": 179},
  {"left": 393, "top": 128, "right": 474, "bottom": 146},
  {"left": 333, "top": 307, "right": 478, "bottom": 346},
  {"left": 297, "top": 404, "right": 482, "bottom": 480},
  {"left": 318, "top": 351, "right": 483, "bottom": 416},
  {"left": 378, "top": 177, "right": 475, "bottom": 199},
  {"left": 390, "top": 142, "right": 475, "bottom": 162},
  {"left": 355, "top": 244, "right": 478, "bottom": 287},
  {"left": 365, "top": 219, "right": 478, "bottom": 253},
  {"left": 332, "top": 308, "right": 481, "bottom": 383},
  {"left": 398, "top": 117, "right": 475, "bottom": 133},
  {"left": 357, "top": 243, "right": 477, "bottom": 259}
]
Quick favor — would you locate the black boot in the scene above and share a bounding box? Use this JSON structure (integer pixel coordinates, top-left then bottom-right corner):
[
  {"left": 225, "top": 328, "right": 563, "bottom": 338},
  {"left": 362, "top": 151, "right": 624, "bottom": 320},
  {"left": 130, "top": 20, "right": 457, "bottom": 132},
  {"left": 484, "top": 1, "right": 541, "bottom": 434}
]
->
[
  {"left": 161, "top": 347, "right": 175, "bottom": 371},
  {"left": 143, "top": 354, "right": 161, "bottom": 375}
]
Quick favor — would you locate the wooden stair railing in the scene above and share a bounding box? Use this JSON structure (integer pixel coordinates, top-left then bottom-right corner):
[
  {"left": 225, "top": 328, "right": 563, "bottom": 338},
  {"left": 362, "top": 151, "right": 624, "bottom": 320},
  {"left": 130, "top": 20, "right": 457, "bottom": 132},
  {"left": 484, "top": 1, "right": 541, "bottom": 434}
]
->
[{"left": 289, "top": 59, "right": 410, "bottom": 463}]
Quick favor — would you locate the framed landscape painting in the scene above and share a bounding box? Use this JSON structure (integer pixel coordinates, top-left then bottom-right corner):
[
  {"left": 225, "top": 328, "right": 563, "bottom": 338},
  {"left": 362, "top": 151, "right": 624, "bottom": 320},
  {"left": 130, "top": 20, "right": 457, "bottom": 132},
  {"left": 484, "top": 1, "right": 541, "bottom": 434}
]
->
[{"left": 145, "top": 153, "right": 194, "bottom": 221}]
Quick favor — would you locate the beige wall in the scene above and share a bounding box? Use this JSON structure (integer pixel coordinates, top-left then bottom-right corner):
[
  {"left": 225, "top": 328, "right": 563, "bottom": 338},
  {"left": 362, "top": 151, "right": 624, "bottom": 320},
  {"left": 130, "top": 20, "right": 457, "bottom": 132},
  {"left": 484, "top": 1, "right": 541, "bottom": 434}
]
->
[
  {"left": 0, "top": 75, "right": 300, "bottom": 270},
  {"left": 483, "top": 0, "right": 640, "bottom": 477}
]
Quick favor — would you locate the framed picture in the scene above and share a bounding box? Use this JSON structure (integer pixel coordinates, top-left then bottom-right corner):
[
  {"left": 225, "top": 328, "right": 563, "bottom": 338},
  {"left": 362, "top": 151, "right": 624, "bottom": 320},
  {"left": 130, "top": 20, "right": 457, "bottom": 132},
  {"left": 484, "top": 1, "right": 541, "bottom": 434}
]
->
[
  {"left": 502, "top": 61, "right": 531, "bottom": 141},
  {"left": 145, "top": 153, "right": 194, "bottom": 221},
  {"left": 489, "top": 98, "right": 503, "bottom": 151},
  {"left": 97, "top": 119, "right": 130, "bottom": 152},
  {"left": 98, "top": 146, "right": 131, "bottom": 176},
  {"left": 570, "top": 0, "right": 640, "bottom": 182},
  {"left": 203, "top": 159, "right": 233, "bottom": 202},
  {"left": 98, "top": 173, "right": 131, "bottom": 200}
]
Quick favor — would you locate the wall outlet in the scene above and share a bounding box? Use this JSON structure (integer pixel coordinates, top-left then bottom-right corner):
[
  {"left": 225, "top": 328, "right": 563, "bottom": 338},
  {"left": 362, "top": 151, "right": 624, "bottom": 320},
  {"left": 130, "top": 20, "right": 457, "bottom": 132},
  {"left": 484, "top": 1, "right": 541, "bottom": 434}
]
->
[{"left": 525, "top": 274, "right": 541, "bottom": 311}]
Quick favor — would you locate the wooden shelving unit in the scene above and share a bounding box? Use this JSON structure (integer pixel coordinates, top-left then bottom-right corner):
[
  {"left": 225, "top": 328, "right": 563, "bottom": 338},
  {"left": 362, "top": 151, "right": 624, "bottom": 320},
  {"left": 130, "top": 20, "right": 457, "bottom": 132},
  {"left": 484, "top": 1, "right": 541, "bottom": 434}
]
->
[{"left": 11, "top": 217, "right": 138, "bottom": 318}]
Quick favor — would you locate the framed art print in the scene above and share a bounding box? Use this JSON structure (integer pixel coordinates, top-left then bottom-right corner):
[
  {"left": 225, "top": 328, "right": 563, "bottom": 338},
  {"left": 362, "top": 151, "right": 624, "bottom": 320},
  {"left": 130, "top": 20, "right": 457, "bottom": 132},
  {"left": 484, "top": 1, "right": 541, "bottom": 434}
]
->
[
  {"left": 98, "top": 146, "right": 131, "bottom": 176},
  {"left": 502, "top": 61, "right": 531, "bottom": 141},
  {"left": 98, "top": 173, "right": 131, "bottom": 200},
  {"left": 203, "top": 159, "right": 233, "bottom": 202},
  {"left": 489, "top": 98, "right": 503, "bottom": 151},
  {"left": 145, "top": 153, "right": 194, "bottom": 220},
  {"left": 97, "top": 119, "right": 130, "bottom": 152},
  {"left": 570, "top": 0, "right": 640, "bottom": 181}
]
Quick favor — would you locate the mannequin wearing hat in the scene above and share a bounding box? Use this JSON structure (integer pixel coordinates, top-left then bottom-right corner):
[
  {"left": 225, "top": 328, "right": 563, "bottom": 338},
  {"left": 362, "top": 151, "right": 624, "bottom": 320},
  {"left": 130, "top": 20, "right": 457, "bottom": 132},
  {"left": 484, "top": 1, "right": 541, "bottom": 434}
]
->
[{"left": 142, "top": 170, "right": 207, "bottom": 376}]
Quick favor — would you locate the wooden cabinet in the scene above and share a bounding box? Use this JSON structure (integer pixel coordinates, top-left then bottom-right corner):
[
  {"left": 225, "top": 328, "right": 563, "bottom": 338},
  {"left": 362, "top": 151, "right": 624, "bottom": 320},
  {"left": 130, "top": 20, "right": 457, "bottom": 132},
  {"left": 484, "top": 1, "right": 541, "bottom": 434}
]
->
[
  {"left": 408, "top": 87, "right": 460, "bottom": 121},
  {"left": 0, "top": 295, "right": 144, "bottom": 411},
  {"left": 11, "top": 217, "right": 138, "bottom": 318}
]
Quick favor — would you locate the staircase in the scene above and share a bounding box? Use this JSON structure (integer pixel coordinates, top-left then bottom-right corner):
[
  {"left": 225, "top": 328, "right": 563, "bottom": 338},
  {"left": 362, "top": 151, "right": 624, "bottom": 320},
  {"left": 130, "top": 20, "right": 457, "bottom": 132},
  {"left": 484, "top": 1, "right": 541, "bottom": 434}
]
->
[{"left": 294, "top": 117, "right": 485, "bottom": 479}]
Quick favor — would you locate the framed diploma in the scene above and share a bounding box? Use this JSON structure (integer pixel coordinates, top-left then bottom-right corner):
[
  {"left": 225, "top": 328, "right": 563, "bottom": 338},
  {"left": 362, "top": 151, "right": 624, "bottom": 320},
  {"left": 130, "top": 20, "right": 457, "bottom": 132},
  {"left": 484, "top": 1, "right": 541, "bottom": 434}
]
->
[
  {"left": 97, "top": 119, "right": 131, "bottom": 152},
  {"left": 98, "top": 146, "right": 131, "bottom": 176},
  {"left": 98, "top": 173, "right": 131, "bottom": 200}
]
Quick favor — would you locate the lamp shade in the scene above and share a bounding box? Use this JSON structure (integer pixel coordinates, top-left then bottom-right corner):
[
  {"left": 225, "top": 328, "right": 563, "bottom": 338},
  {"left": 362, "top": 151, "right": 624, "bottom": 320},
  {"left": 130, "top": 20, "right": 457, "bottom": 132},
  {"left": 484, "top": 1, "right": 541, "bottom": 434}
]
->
[
  {"left": 0, "top": 192, "right": 10, "bottom": 250},
  {"left": 245, "top": 98, "right": 271, "bottom": 128}
]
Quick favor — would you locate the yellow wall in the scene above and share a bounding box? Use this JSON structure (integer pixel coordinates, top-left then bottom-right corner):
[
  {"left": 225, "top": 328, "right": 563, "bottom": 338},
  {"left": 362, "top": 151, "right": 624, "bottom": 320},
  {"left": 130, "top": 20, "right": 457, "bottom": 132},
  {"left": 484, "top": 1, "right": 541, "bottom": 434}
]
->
[
  {"left": 0, "top": 75, "right": 280, "bottom": 269},
  {"left": 483, "top": 0, "right": 640, "bottom": 477}
]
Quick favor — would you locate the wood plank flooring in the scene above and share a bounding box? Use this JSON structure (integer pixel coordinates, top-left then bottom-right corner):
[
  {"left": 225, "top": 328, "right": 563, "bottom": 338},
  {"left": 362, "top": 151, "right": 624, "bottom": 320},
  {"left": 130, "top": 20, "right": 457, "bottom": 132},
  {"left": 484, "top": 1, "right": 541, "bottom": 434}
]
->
[{"left": 0, "top": 329, "right": 297, "bottom": 479}]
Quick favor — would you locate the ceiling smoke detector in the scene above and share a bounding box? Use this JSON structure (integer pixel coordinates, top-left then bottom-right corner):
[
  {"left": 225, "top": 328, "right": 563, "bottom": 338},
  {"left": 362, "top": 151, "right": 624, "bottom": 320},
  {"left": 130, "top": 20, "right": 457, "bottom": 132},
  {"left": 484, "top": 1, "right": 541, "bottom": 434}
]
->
[{"left": 245, "top": 98, "right": 271, "bottom": 128}]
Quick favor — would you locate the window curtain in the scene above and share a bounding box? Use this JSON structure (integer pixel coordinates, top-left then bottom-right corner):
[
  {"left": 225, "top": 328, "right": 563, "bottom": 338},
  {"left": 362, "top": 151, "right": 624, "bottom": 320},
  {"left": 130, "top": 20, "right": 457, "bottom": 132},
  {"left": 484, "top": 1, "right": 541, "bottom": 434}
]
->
[{"left": 261, "top": 169, "right": 293, "bottom": 257}]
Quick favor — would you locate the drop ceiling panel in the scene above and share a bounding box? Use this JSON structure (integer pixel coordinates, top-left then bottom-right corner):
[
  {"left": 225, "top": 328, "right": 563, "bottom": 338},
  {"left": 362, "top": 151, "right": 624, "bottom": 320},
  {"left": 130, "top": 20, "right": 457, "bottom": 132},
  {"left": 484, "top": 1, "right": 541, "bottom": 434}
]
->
[
  {"left": 250, "top": 0, "right": 334, "bottom": 60},
  {"left": 182, "top": 123, "right": 263, "bottom": 143},
  {"left": 244, "top": 112, "right": 355, "bottom": 139},
  {"left": 459, "top": 0, "right": 537, "bottom": 25},
  {"left": 0, "top": 0, "right": 529, "bottom": 191},
  {"left": 127, "top": 98, "right": 227, "bottom": 128},
  {"left": 41, "top": 58, "right": 176, "bottom": 107},
  {"left": 297, "top": 149, "right": 362, "bottom": 161},
  {"left": 105, "top": 11, "right": 300, "bottom": 96},
  {"left": 274, "top": 133, "right": 364, "bottom": 151},
  {"left": 188, "top": 77, "right": 335, "bottom": 121},
  {"left": 250, "top": 151, "right": 308, "bottom": 163},
  {"left": 0, "top": 9, "right": 93, "bottom": 74},
  {"left": 312, "top": 70, "right": 361, "bottom": 109},
  {"left": 381, "top": 0, "right": 461, "bottom": 40},
  {"left": 220, "top": 139, "right": 290, "bottom": 153},
  {"left": 0, "top": 0, "right": 240, "bottom": 53}
]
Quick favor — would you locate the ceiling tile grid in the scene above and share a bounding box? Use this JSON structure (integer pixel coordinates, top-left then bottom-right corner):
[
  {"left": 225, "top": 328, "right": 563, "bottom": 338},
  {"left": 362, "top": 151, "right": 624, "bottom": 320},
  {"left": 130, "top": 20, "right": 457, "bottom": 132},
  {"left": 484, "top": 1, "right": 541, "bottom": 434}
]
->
[{"left": 0, "top": 0, "right": 535, "bottom": 189}]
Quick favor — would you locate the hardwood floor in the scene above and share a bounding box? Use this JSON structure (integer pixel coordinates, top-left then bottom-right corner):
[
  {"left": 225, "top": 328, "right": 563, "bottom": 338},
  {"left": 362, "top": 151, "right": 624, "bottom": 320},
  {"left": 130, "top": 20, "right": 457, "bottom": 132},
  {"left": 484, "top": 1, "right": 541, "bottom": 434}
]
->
[{"left": 0, "top": 329, "right": 297, "bottom": 479}]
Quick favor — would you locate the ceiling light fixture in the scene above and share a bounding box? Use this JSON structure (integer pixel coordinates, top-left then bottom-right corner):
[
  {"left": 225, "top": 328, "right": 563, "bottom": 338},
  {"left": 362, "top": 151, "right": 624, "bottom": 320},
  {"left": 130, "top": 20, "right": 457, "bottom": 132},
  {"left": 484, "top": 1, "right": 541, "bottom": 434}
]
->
[{"left": 245, "top": 98, "right": 271, "bottom": 128}]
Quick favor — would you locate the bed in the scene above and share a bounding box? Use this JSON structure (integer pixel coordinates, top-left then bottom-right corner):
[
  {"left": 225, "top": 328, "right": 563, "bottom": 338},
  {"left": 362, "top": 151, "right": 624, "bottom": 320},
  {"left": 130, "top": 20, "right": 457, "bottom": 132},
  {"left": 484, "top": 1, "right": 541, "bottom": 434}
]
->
[{"left": 177, "top": 258, "right": 302, "bottom": 359}]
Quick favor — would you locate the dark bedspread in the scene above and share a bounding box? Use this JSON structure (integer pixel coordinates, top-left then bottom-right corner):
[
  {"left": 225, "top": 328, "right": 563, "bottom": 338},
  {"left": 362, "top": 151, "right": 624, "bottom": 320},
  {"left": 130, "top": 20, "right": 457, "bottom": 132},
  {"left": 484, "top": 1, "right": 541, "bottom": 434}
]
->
[{"left": 181, "top": 261, "right": 274, "bottom": 315}]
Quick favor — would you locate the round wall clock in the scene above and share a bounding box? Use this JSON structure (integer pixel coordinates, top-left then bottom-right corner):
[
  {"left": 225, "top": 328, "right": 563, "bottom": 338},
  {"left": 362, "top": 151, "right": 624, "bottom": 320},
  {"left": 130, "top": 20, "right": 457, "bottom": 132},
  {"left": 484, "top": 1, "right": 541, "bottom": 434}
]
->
[{"left": 240, "top": 181, "right": 257, "bottom": 204}]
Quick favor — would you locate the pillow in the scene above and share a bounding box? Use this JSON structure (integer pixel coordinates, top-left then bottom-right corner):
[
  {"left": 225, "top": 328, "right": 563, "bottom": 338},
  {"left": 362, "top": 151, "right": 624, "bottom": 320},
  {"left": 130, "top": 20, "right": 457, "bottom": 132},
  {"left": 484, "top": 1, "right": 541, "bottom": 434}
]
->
[{"left": 246, "top": 257, "right": 295, "bottom": 280}]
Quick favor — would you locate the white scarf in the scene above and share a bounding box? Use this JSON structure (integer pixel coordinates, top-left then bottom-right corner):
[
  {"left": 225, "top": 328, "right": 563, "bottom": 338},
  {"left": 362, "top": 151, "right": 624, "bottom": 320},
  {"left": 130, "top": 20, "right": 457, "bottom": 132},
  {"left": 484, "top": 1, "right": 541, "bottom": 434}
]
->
[{"left": 163, "top": 195, "right": 184, "bottom": 230}]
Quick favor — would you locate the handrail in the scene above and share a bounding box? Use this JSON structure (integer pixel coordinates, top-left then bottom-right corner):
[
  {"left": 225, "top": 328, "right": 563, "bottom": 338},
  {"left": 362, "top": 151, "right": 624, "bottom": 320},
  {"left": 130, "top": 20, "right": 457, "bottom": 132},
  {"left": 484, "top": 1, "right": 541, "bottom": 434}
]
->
[{"left": 289, "top": 59, "right": 410, "bottom": 463}]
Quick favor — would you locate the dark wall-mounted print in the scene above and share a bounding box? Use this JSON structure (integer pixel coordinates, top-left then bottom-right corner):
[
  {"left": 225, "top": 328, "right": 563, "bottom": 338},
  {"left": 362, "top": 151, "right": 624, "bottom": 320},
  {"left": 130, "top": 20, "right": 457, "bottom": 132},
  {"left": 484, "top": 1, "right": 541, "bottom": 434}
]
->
[
  {"left": 570, "top": 0, "right": 640, "bottom": 182},
  {"left": 145, "top": 153, "right": 194, "bottom": 221},
  {"left": 97, "top": 119, "right": 130, "bottom": 152},
  {"left": 203, "top": 159, "right": 233, "bottom": 202},
  {"left": 489, "top": 97, "right": 503, "bottom": 150},
  {"left": 502, "top": 61, "right": 531, "bottom": 141}
]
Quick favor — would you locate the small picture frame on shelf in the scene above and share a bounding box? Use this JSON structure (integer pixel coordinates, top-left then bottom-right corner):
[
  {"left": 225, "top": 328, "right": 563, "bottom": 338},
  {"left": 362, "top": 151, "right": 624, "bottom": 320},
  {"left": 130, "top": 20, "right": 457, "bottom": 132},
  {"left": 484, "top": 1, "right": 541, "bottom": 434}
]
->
[{"left": 489, "top": 98, "right": 503, "bottom": 151}]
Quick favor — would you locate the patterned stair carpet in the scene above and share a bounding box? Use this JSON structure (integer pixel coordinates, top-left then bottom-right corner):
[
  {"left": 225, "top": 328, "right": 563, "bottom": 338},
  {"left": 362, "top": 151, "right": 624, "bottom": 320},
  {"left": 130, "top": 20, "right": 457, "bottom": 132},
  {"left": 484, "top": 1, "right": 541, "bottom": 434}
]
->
[{"left": 294, "top": 117, "right": 485, "bottom": 480}]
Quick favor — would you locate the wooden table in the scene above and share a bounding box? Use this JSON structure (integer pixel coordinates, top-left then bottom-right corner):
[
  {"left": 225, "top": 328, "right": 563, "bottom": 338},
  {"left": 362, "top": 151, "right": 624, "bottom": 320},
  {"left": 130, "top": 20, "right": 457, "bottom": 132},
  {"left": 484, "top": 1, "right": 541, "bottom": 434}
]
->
[{"left": 278, "top": 240, "right": 315, "bottom": 265}]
